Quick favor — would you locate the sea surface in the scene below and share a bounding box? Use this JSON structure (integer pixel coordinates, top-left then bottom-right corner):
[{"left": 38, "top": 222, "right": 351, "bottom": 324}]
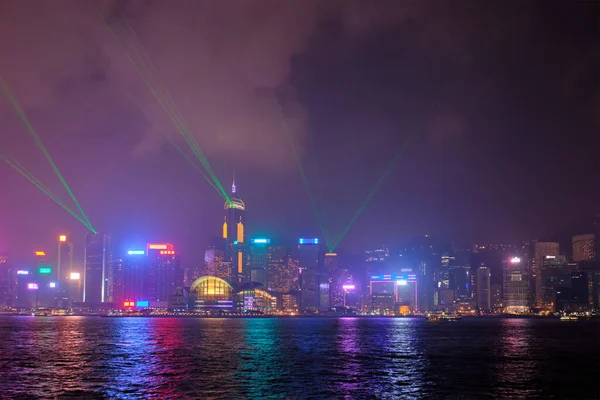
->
[{"left": 0, "top": 316, "right": 599, "bottom": 399}]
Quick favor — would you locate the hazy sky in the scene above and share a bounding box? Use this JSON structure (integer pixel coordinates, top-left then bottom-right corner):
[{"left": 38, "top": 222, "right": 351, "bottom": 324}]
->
[{"left": 0, "top": 1, "right": 598, "bottom": 265}]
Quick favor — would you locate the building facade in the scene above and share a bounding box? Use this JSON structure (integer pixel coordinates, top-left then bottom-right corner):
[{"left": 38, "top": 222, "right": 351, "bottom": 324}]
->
[{"left": 84, "top": 233, "right": 111, "bottom": 304}]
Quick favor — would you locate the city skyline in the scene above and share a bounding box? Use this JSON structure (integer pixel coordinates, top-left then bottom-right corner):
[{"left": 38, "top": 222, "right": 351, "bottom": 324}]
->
[
  {"left": 1, "top": 1, "right": 599, "bottom": 265},
  {"left": 1, "top": 2, "right": 599, "bottom": 398}
]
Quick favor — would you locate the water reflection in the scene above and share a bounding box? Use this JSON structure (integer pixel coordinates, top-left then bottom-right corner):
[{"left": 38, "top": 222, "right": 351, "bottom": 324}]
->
[
  {"left": 0, "top": 317, "right": 598, "bottom": 398},
  {"left": 334, "top": 318, "right": 365, "bottom": 396},
  {"left": 234, "top": 319, "right": 292, "bottom": 398},
  {"left": 492, "top": 318, "right": 538, "bottom": 398},
  {"left": 388, "top": 318, "right": 429, "bottom": 398}
]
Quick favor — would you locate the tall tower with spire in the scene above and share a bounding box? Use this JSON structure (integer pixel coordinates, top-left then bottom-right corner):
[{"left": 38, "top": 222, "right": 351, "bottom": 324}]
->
[{"left": 222, "top": 175, "right": 246, "bottom": 285}]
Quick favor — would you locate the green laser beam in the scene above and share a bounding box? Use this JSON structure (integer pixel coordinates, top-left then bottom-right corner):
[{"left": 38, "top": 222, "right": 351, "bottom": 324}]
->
[
  {"left": 0, "top": 155, "right": 94, "bottom": 231},
  {"left": 328, "top": 134, "right": 415, "bottom": 251},
  {"left": 121, "top": 21, "right": 231, "bottom": 202},
  {"left": 329, "top": 87, "right": 450, "bottom": 251},
  {"left": 0, "top": 76, "right": 96, "bottom": 233},
  {"left": 327, "top": 16, "right": 499, "bottom": 250},
  {"left": 124, "top": 92, "right": 226, "bottom": 199},
  {"left": 279, "top": 113, "right": 331, "bottom": 250},
  {"left": 124, "top": 27, "right": 232, "bottom": 202},
  {"left": 308, "top": 129, "right": 330, "bottom": 245},
  {"left": 91, "top": 4, "right": 231, "bottom": 203},
  {"left": 4, "top": 155, "right": 94, "bottom": 231}
]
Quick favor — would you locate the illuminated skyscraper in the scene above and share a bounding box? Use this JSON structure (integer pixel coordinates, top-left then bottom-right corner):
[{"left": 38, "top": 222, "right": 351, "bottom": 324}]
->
[
  {"left": 476, "top": 266, "right": 491, "bottom": 312},
  {"left": 503, "top": 257, "right": 530, "bottom": 314},
  {"left": 57, "top": 235, "right": 73, "bottom": 290},
  {"left": 146, "top": 244, "right": 182, "bottom": 305},
  {"left": 223, "top": 179, "right": 245, "bottom": 285},
  {"left": 122, "top": 250, "right": 146, "bottom": 304},
  {"left": 532, "top": 242, "right": 559, "bottom": 305},
  {"left": 572, "top": 234, "right": 595, "bottom": 262},
  {"left": 540, "top": 255, "right": 570, "bottom": 310},
  {"left": 110, "top": 259, "right": 124, "bottom": 306},
  {"left": 83, "top": 232, "right": 111, "bottom": 304},
  {"left": 324, "top": 252, "right": 339, "bottom": 310},
  {"left": 204, "top": 246, "right": 229, "bottom": 281},
  {"left": 249, "top": 238, "right": 270, "bottom": 285},
  {"left": 267, "top": 246, "right": 299, "bottom": 294},
  {"left": 0, "top": 253, "right": 14, "bottom": 308},
  {"left": 297, "top": 238, "right": 320, "bottom": 312}
]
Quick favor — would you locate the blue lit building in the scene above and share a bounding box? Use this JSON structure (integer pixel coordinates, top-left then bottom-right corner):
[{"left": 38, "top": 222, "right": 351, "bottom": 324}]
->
[
  {"left": 249, "top": 238, "right": 270, "bottom": 285},
  {"left": 297, "top": 238, "right": 320, "bottom": 313}
]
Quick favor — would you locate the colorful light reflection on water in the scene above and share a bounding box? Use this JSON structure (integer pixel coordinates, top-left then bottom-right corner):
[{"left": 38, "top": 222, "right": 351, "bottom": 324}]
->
[{"left": 0, "top": 317, "right": 598, "bottom": 398}]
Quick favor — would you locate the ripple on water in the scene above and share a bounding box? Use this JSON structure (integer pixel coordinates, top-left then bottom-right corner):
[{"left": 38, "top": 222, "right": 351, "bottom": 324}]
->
[{"left": 0, "top": 317, "right": 599, "bottom": 398}]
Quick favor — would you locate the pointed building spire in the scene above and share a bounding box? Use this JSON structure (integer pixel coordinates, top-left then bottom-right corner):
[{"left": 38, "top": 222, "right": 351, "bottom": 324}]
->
[{"left": 232, "top": 169, "right": 236, "bottom": 194}]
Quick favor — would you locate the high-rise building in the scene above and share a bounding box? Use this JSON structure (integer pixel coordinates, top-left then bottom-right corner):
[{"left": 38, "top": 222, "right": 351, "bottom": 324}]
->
[
  {"left": 223, "top": 179, "right": 245, "bottom": 285},
  {"left": 573, "top": 234, "right": 595, "bottom": 262},
  {"left": 476, "top": 266, "right": 491, "bottom": 312},
  {"left": 83, "top": 233, "right": 111, "bottom": 304},
  {"left": 34, "top": 250, "right": 55, "bottom": 308},
  {"left": 109, "top": 259, "right": 124, "bottom": 306},
  {"left": 57, "top": 235, "right": 73, "bottom": 305},
  {"left": 503, "top": 256, "right": 530, "bottom": 313},
  {"left": 539, "top": 255, "right": 570, "bottom": 310},
  {"left": 532, "top": 242, "right": 559, "bottom": 305},
  {"left": 136, "top": 243, "right": 183, "bottom": 308},
  {"left": 266, "top": 247, "right": 299, "bottom": 311},
  {"left": 15, "top": 267, "right": 33, "bottom": 310},
  {"left": 122, "top": 249, "right": 146, "bottom": 304},
  {"left": 145, "top": 243, "right": 182, "bottom": 306},
  {"left": 267, "top": 247, "right": 298, "bottom": 292},
  {"left": 204, "top": 247, "right": 229, "bottom": 281},
  {"left": 556, "top": 271, "right": 591, "bottom": 312},
  {"left": 450, "top": 243, "right": 472, "bottom": 303},
  {"left": 249, "top": 238, "right": 270, "bottom": 285},
  {"left": 57, "top": 235, "right": 73, "bottom": 284},
  {"left": 297, "top": 238, "right": 320, "bottom": 312},
  {"left": 324, "top": 252, "right": 339, "bottom": 310},
  {"left": 0, "top": 253, "right": 14, "bottom": 308},
  {"left": 491, "top": 283, "right": 502, "bottom": 310},
  {"left": 365, "top": 245, "right": 390, "bottom": 275},
  {"left": 438, "top": 253, "right": 454, "bottom": 290}
]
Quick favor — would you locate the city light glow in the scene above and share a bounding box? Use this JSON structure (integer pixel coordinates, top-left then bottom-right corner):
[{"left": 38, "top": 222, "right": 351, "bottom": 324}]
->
[
  {"left": 251, "top": 238, "right": 270, "bottom": 244},
  {"left": 59, "top": 235, "right": 67, "bottom": 242},
  {"left": 27, "top": 283, "right": 38, "bottom": 290},
  {"left": 136, "top": 301, "right": 149, "bottom": 307},
  {"left": 342, "top": 284, "right": 356, "bottom": 290},
  {"left": 34, "top": 251, "right": 46, "bottom": 256},
  {"left": 127, "top": 250, "right": 145, "bottom": 255},
  {"left": 70, "top": 272, "right": 81, "bottom": 280},
  {"left": 160, "top": 250, "right": 175, "bottom": 255},
  {"left": 38, "top": 267, "right": 51, "bottom": 274},
  {"left": 299, "top": 238, "right": 319, "bottom": 244},
  {"left": 370, "top": 274, "right": 417, "bottom": 281},
  {"left": 510, "top": 257, "right": 521, "bottom": 263},
  {"left": 17, "top": 270, "right": 29, "bottom": 275},
  {"left": 49, "top": 282, "right": 56, "bottom": 288},
  {"left": 123, "top": 301, "right": 135, "bottom": 307},
  {"left": 148, "top": 244, "right": 167, "bottom": 250},
  {"left": 397, "top": 280, "right": 408, "bottom": 286}
]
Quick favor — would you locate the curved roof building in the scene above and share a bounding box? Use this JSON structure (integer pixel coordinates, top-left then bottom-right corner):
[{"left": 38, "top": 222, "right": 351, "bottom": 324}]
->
[
  {"left": 190, "top": 276, "right": 235, "bottom": 310},
  {"left": 238, "top": 282, "right": 277, "bottom": 313}
]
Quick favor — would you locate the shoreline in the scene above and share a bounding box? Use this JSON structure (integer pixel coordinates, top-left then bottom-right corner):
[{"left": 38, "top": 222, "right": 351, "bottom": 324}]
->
[{"left": 1, "top": 313, "right": 595, "bottom": 319}]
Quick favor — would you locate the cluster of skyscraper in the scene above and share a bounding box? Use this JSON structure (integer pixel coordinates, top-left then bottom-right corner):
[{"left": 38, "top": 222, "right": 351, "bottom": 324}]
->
[{"left": 1, "top": 182, "right": 599, "bottom": 315}]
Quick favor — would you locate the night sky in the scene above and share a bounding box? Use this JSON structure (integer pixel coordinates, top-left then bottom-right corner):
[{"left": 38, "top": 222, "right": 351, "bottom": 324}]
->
[{"left": 0, "top": 1, "right": 598, "bottom": 265}]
